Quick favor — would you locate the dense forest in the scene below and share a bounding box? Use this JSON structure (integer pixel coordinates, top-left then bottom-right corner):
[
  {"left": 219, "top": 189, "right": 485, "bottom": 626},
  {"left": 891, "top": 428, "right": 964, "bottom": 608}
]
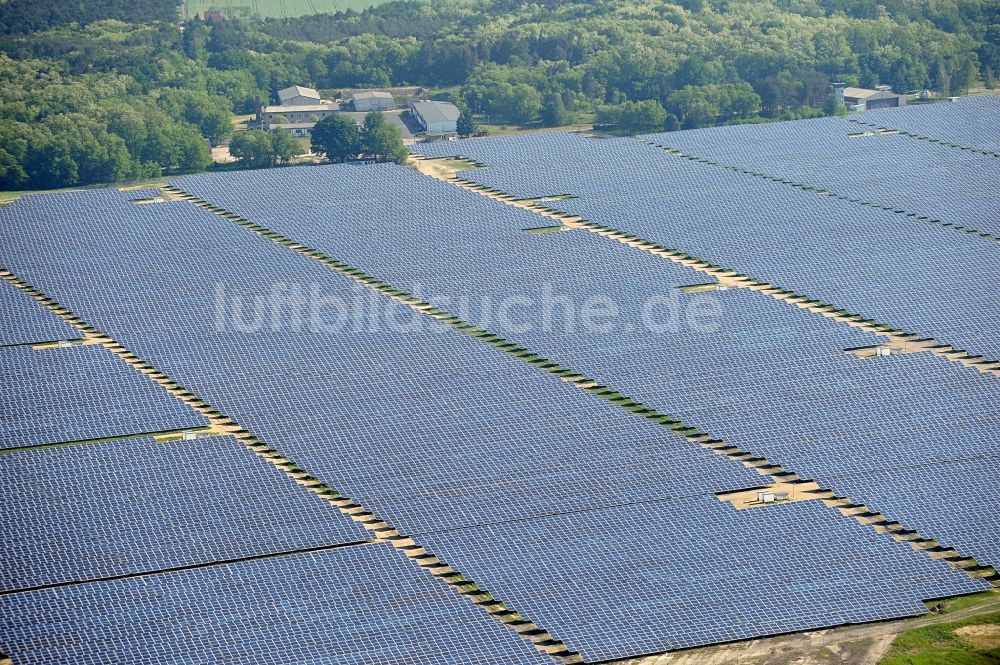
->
[
  {"left": 0, "top": 0, "right": 182, "bottom": 35},
  {"left": 0, "top": 0, "right": 997, "bottom": 190}
]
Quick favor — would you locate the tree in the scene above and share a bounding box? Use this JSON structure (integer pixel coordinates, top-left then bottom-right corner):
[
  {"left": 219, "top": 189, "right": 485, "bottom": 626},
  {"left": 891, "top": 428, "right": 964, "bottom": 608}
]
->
[
  {"left": 486, "top": 82, "right": 542, "bottom": 125},
  {"left": 798, "top": 69, "right": 830, "bottom": 108},
  {"left": 936, "top": 61, "right": 951, "bottom": 96},
  {"left": 822, "top": 92, "right": 840, "bottom": 116},
  {"left": 311, "top": 115, "right": 361, "bottom": 163},
  {"left": 985, "top": 66, "right": 995, "bottom": 91},
  {"left": 509, "top": 84, "right": 543, "bottom": 125},
  {"left": 0, "top": 146, "right": 27, "bottom": 189},
  {"left": 679, "top": 0, "right": 704, "bottom": 10},
  {"left": 757, "top": 72, "right": 800, "bottom": 117},
  {"left": 361, "top": 111, "right": 407, "bottom": 164},
  {"left": 597, "top": 100, "right": 667, "bottom": 133},
  {"left": 666, "top": 88, "right": 718, "bottom": 128},
  {"left": 269, "top": 129, "right": 303, "bottom": 164},
  {"left": 229, "top": 131, "right": 274, "bottom": 168},
  {"left": 541, "top": 91, "right": 566, "bottom": 127},
  {"left": 230, "top": 130, "right": 304, "bottom": 168},
  {"left": 456, "top": 105, "right": 479, "bottom": 137},
  {"left": 156, "top": 89, "right": 234, "bottom": 147}
]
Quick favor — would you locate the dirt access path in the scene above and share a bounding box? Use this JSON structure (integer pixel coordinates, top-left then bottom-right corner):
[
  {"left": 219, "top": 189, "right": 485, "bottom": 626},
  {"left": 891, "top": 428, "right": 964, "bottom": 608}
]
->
[{"left": 615, "top": 593, "right": 1000, "bottom": 665}]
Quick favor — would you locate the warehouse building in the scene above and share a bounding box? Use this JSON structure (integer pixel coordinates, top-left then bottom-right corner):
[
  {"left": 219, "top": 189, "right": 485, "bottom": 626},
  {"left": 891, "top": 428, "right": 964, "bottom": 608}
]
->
[
  {"left": 840, "top": 85, "right": 907, "bottom": 111},
  {"left": 410, "top": 101, "right": 460, "bottom": 135},
  {"left": 352, "top": 91, "right": 395, "bottom": 112},
  {"left": 277, "top": 85, "right": 322, "bottom": 106}
]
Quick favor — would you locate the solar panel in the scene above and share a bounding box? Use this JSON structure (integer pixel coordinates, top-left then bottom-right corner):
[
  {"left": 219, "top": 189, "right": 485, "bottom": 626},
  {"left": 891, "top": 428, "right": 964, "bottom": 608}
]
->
[
  {"left": 0, "top": 279, "right": 81, "bottom": 346},
  {"left": 174, "top": 163, "right": 1000, "bottom": 573},
  {"left": 825, "top": 455, "right": 1000, "bottom": 570},
  {"left": 639, "top": 115, "right": 1000, "bottom": 237},
  {"left": 0, "top": 344, "right": 207, "bottom": 449},
  {"left": 0, "top": 190, "right": 761, "bottom": 538},
  {"left": 858, "top": 96, "right": 1000, "bottom": 154},
  {"left": 411, "top": 131, "right": 1000, "bottom": 360},
  {"left": 4, "top": 172, "right": 996, "bottom": 661},
  {"left": 176, "top": 164, "right": 1000, "bottom": 482},
  {"left": 0, "top": 543, "right": 552, "bottom": 665},
  {"left": 419, "top": 497, "right": 988, "bottom": 661},
  {"left": 0, "top": 435, "right": 369, "bottom": 592}
]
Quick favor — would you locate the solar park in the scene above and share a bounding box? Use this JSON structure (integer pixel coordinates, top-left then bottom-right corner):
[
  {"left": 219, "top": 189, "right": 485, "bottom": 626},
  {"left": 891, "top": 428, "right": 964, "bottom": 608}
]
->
[{"left": 0, "top": 97, "right": 997, "bottom": 664}]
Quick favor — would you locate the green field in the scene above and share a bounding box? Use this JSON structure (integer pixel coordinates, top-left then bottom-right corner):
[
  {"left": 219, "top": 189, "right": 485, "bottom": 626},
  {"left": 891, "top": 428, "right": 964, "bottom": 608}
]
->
[
  {"left": 182, "top": 0, "right": 394, "bottom": 19},
  {"left": 880, "top": 593, "right": 1000, "bottom": 665}
]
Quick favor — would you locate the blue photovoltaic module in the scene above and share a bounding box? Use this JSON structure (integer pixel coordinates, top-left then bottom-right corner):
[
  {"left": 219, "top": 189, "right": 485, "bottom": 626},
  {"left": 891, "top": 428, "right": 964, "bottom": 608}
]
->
[
  {"left": 860, "top": 95, "right": 1000, "bottom": 154},
  {"left": 178, "top": 165, "right": 1000, "bottom": 483},
  {"left": 2, "top": 170, "right": 997, "bottom": 662},
  {"left": 0, "top": 279, "right": 81, "bottom": 346},
  {"left": 0, "top": 435, "right": 369, "bottom": 592},
  {"left": 420, "top": 497, "right": 988, "bottom": 661},
  {"left": 0, "top": 191, "right": 761, "bottom": 537},
  {"left": 411, "top": 131, "right": 1000, "bottom": 359},
  {"left": 0, "top": 343, "right": 207, "bottom": 448},
  {"left": 0, "top": 543, "right": 552, "bottom": 665},
  {"left": 175, "top": 163, "right": 1000, "bottom": 582},
  {"left": 825, "top": 455, "right": 1000, "bottom": 570},
  {"left": 639, "top": 114, "right": 1000, "bottom": 236}
]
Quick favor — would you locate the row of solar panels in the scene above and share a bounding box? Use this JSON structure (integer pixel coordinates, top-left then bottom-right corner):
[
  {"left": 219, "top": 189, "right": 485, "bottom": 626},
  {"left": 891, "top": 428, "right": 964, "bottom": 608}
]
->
[
  {"left": 415, "top": 97, "right": 1000, "bottom": 232},
  {"left": 177, "top": 164, "right": 1000, "bottom": 485},
  {"left": 1, "top": 283, "right": 82, "bottom": 347},
  {"left": 2, "top": 496, "right": 549, "bottom": 664},
  {"left": 182, "top": 162, "right": 1000, "bottom": 572},
  {"left": 0, "top": 184, "right": 991, "bottom": 662},
  {"left": 860, "top": 95, "right": 1000, "bottom": 154},
  {"left": 0, "top": 264, "right": 550, "bottom": 663},
  {"left": 411, "top": 127, "right": 1000, "bottom": 361},
  {"left": 640, "top": 114, "right": 1000, "bottom": 237}
]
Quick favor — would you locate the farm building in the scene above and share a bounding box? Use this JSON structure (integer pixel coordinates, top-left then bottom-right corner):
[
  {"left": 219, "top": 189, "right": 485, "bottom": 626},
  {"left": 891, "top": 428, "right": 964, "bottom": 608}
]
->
[
  {"left": 277, "top": 85, "right": 322, "bottom": 106},
  {"left": 841, "top": 86, "right": 907, "bottom": 111},
  {"left": 410, "top": 101, "right": 460, "bottom": 135},
  {"left": 267, "top": 122, "right": 316, "bottom": 137},
  {"left": 352, "top": 90, "right": 395, "bottom": 112},
  {"left": 259, "top": 104, "right": 339, "bottom": 133}
]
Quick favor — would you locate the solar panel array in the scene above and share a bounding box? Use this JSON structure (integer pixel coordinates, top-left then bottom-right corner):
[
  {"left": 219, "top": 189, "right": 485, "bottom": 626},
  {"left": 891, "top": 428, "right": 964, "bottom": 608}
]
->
[
  {"left": 420, "top": 497, "right": 987, "bottom": 661},
  {"left": 0, "top": 543, "right": 552, "bottom": 665},
  {"left": 3, "top": 102, "right": 998, "bottom": 662},
  {"left": 0, "top": 343, "right": 207, "bottom": 449},
  {"left": 178, "top": 165, "right": 1000, "bottom": 483},
  {"left": 175, "top": 164, "right": 1000, "bottom": 602},
  {"left": 639, "top": 115, "right": 1000, "bottom": 236},
  {"left": 0, "top": 435, "right": 369, "bottom": 592},
  {"left": 826, "top": 456, "right": 1000, "bottom": 569},
  {"left": 413, "top": 131, "right": 1000, "bottom": 360},
  {"left": 0, "top": 190, "right": 760, "bottom": 539},
  {"left": 859, "top": 95, "right": 1000, "bottom": 154},
  {"left": 0, "top": 280, "right": 81, "bottom": 346}
]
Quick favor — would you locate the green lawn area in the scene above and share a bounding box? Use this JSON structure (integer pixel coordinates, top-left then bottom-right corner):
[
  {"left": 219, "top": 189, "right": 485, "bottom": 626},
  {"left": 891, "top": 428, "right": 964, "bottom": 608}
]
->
[
  {"left": 479, "top": 114, "right": 596, "bottom": 137},
  {"left": 880, "top": 593, "right": 1000, "bottom": 665},
  {"left": 182, "top": 0, "right": 395, "bottom": 19},
  {"left": 0, "top": 178, "right": 170, "bottom": 207},
  {"left": 232, "top": 114, "right": 254, "bottom": 128}
]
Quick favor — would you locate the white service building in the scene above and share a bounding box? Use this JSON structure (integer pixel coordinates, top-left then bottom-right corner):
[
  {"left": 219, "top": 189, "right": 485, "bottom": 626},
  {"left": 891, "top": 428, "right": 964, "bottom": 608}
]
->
[
  {"left": 410, "top": 101, "right": 460, "bottom": 135},
  {"left": 260, "top": 103, "right": 339, "bottom": 135}
]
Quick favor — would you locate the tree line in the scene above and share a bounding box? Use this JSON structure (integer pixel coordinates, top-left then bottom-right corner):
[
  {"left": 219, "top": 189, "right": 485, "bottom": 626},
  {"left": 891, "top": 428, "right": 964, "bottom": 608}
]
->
[
  {"left": 0, "top": 0, "right": 995, "bottom": 190},
  {"left": 0, "top": 0, "right": 179, "bottom": 35},
  {"left": 251, "top": 0, "right": 993, "bottom": 129}
]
